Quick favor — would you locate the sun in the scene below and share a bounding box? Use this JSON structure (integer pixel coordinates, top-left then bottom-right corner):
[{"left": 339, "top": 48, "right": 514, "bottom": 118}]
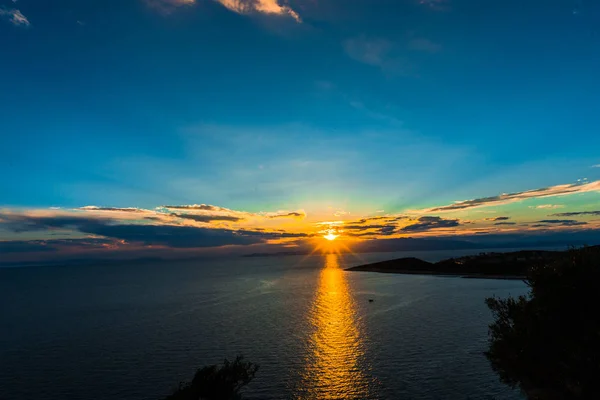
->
[{"left": 324, "top": 232, "right": 338, "bottom": 241}]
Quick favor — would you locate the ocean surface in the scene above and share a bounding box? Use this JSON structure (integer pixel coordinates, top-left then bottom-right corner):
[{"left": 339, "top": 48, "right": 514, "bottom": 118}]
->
[{"left": 0, "top": 249, "right": 529, "bottom": 400}]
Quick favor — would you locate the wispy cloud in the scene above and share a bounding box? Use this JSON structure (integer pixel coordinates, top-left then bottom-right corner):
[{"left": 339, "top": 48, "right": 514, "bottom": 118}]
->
[
  {"left": 529, "top": 204, "right": 565, "bottom": 210},
  {"left": 0, "top": 239, "right": 116, "bottom": 254},
  {"left": 425, "top": 180, "right": 600, "bottom": 213},
  {"left": 144, "top": 0, "right": 196, "bottom": 13},
  {"left": 400, "top": 216, "right": 460, "bottom": 232},
  {"left": 266, "top": 211, "right": 306, "bottom": 219},
  {"left": 214, "top": 0, "right": 301, "bottom": 22},
  {"left": 0, "top": 212, "right": 306, "bottom": 249},
  {"left": 485, "top": 216, "right": 511, "bottom": 221},
  {"left": 80, "top": 206, "right": 148, "bottom": 213},
  {"left": 417, "top": 0, "right": 450, "bottom": 12},
  {"left": 0, "top": 7, "right": 30, "bottom": 27},
  {"left": 343, "top": 36, "right": 409, "bottom": 75},
  {"left": 537, "top": 219, "right": 588, "bottom": 227},
  {"left": 408, "top": 38, "right": 441, "bottom": 53},
  {"left": 162, "top": 204, "right": 231, "bottom": 212},
  {"left": 551, "top": 211, "right": 600, "bottom": 217},
  {"left": 161, "top": 204, "right": 305, "bottom": 220},
  {"left": 170, "top": 213, "right": 244, "bottom": 222}
]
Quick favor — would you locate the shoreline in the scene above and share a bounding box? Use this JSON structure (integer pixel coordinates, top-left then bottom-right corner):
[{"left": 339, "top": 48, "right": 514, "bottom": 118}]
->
[
  {"left": 346, "top": 267, "right": 525, "bottom": 280},
  {"left": 343, "top": 248, "right": 584, "bottom": 280}
]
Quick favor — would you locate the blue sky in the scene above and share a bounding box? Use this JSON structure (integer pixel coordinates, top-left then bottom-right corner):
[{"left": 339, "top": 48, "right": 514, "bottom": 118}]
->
[{"left": 1, "top": 0, "right": 600, "bottom": 262}]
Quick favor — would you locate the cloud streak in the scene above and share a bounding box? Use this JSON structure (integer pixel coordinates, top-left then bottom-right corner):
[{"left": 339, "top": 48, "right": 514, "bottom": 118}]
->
[
  {"left": 170, "top": 213, "right": 243, "bottom": 222},
  {"left": 80, "top": 206, "right": 148, "bottom": 213},
  {"left": 0, "top": 238, "right": 117, "bottom": 254},
  {"left": 0, "top": 7, "right": 30, "bottom": 26},
  {"left": 0, "top": 213, "right": 291, "bottom": 248},
  {"left": 529, "top": 204, "right": 565, "bottom": 210},
  {"left": 408, "top": 38, "right": 441, "bottom": 53},
  {"left": 537, "top": 220, "right": 588, "bottom": 227},
  {"left": 485, "top": 216, "right": 511, "bottom": 221},
  {"left": 343, "top": 36, "right": 410, "bottom": 75},
  {"left": 550, "top": 211, "right": 600, "bottom": 217},
  {"left": 161, "top": 204, "right": 305, "bottom": 220},
  {"left": 426, "top": 180, "right": 600, "bottom": 212},
  {"left": 144, "top": 0, "right": 196, "bottom": 13},
  {"left": 400, "top": 216, "right": 460, "bottom": 232},
  {"left": 214, "top": 0, "right": 301, "bottom": 22}
]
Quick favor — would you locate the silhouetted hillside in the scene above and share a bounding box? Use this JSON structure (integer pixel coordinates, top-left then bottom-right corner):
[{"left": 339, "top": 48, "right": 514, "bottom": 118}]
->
[{"left": 346, "top": 248, "right": 598, "bottom": 279}]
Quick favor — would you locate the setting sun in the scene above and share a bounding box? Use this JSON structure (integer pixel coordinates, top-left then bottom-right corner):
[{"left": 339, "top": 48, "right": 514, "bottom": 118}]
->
[{"left": 324, "top": 233, "right": 338, "bottom": 241}]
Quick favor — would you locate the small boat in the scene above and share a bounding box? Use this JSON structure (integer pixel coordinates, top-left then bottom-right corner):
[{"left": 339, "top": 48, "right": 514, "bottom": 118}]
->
[{"left": 368, "top": 299, "right": 374, "bottom": 303}]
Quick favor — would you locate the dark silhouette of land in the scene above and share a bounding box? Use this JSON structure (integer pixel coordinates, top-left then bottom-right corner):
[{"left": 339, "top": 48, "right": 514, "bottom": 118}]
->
[
  {"left": 164, "top": 356, "right": 258, "bottom": 400},
  {"left": 485, "top": 245, "right": 600, "bottom": 398},
  {"left": 346, "top": 248, "right": 597, "bottom": 279}
]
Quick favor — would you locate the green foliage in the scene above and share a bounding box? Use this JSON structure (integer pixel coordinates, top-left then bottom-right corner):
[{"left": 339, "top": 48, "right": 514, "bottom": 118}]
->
[
  {"left": 485, "top": 246, "right": 600, "bottom": 399},
  {"left": 164, "top": 356, "right": 259, "bottom": 400}
]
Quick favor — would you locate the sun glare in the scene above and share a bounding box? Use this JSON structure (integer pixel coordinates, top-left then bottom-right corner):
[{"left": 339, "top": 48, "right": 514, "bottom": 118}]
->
[{"left": 324, "top": 233, "right": 338, "bottom": 241}]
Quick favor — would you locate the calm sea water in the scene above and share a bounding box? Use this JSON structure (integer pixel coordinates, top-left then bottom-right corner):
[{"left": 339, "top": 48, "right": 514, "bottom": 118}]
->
[{"left": 0, "top": 250, "right": 528, "bottom": 400}]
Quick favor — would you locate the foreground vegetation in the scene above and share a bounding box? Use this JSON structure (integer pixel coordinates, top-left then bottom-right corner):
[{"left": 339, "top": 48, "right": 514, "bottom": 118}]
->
[
  {"left": 485, "top": 246, "right": 600, "bottom": 399},
  {"left": 164, "top": 356, "right": 258, "bottom": 400}
]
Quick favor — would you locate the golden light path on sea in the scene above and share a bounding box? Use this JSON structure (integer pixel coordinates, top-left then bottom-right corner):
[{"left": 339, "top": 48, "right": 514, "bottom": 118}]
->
[{"left": 296, "top": 253, "right": 371, "bottom": 399}]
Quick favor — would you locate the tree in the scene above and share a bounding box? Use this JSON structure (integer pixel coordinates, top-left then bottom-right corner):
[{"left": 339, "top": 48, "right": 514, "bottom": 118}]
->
[
  {"left": 164, "top": 356, "right": 259, "bottom": 400},
  {"left": 485, "top": 246, "right": 600, "bottom": 399}
]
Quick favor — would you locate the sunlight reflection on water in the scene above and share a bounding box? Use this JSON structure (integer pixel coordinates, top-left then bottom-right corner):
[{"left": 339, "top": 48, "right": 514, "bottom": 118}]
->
[{"left": 296, "top": 253, "right": 373, "bottom": 399}]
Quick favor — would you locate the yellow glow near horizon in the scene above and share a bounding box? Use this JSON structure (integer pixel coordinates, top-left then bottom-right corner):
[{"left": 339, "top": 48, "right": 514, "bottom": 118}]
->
[{"left": 323, "top": 232, "right": 338, "bottom": 241}]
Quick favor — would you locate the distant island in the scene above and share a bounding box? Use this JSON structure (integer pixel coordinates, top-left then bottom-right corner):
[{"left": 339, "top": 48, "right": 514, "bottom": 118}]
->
[{"left": 346, "top": 247, "right": 599, "bottom": 279}]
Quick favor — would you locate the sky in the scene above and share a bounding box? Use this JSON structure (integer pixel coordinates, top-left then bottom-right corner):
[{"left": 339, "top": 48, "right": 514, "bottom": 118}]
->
[{"left": 1, "top": 0, "right": 600, "bottom": 264}]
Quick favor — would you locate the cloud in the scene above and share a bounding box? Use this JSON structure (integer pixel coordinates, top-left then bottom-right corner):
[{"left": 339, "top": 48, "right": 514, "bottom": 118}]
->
[
  {"left": 529, "top": 204, "right": 565, "bottom": 210},
  {"left": 417, "top": 0, "right": 450, "bottom": 11},
  {"left": 494, "top": 222, "right": 516, "bottom": 226},
  {"left": 170, "top": 213, "right": 243, "bottom": 222},
  {"left": 343, "top": 36, "right": 391, "bottom": 66},
  {"left": 348, "top": 216, "right": 407, "bottom": 225},
  {"left": 485, "top": 216, "right": 511, "bottom": 221},
  {"left": 343, "top": 36, "right": 408, "bottom": 74},
  {"left": 144, "top": 0, "right": 196, "bottom": 13},
  {"left": 162, "top": 204, "right": 304, "bottom": 220},
  {"left": 400, "top": 216, "right": 460, "bottom": 232},
  {"left": 0, "top": 241, "right": 55, "bottom": 253},
  {"left": 343, "top": 224, "right": 398, "bottom": 237},
  {"left": 0, "top": 238, "right": 117, "bottom": 254},
  {"left": 214, "top": 0, "right": 301, "bottom": 22},
  {"left": 550, "top": 211, "right": 600, "bottom": 217},
  {"left": 426, "top": 180, "right": 600, "bottom": 212},
  {"left": 80, "top": 206, "right": 148, "bottom": 213},
  {"left": 0, "top": 212, "right": 309, "bottom": 248},
  {"left": 592, "top": 164, "right": 600, "bottom": 168},
  {"left": 266, "top": 211, "right": 306, "bottom": 219},
  {"left": 0, "top": 8, "right": 30, "bottom": 26},
  {"left": 163, "top": 204, "right": 225, "bottom": 211},
  {"left": 537, "top": 220, "right": 588, "bottom": 227},
  {"left": 0, "top": 213, "right": 260, "bottom": 248},
  {"left": 235, "top": 229, "right": 308, "bottom": 238},
  {"left": 408, "top": 38, "right": 441, "bottom": 53}
]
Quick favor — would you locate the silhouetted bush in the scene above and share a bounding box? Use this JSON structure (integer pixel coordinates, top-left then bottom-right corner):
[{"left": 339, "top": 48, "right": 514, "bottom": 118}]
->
[
  {"left": 485, "top": 246, "right": 600, "bottom": 399},
  {"left": 164, "top": 356, "right": 259, "bottom": 400}
]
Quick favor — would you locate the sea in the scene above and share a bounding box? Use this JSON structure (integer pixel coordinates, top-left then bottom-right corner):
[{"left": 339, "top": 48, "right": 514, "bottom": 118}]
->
[{"left": 0, "top": 249, "right": 531, "bottom": 400}]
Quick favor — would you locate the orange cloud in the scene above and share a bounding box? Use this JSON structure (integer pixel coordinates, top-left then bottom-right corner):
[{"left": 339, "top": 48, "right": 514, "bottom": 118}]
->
[{"left": 215, "top": 0, "right": 301, "bottom": 22}]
